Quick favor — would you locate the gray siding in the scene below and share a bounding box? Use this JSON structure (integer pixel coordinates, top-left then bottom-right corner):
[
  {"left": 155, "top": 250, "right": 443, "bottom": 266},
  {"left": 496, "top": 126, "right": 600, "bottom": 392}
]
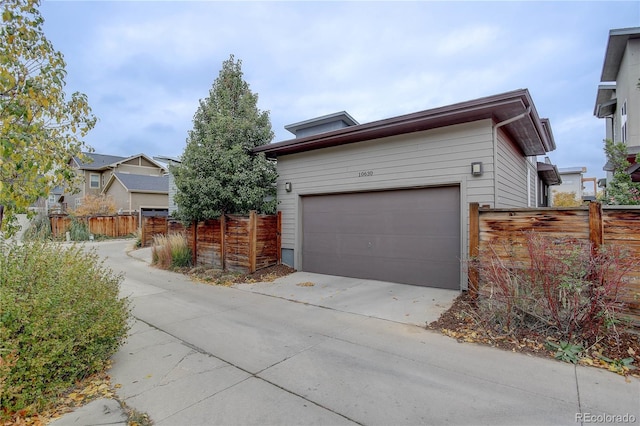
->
[
  {"left": 167, "top": 173, "right": 177, "bottom": 215},
  {"left": 276, "top": 120, "right": 498, "bottom": 288},
  {"left": 495, "top": 129, "right": 528, "bottom": 208},
  {"left": 618, "top": 39, "right": 640, "bottom": 148}
]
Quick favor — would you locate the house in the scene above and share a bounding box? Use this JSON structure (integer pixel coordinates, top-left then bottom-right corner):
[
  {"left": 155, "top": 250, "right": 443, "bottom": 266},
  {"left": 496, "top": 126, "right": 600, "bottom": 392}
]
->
[
  {"left": 594, "top": 27, "right": 640, "bottom": 182},
  {"left": 253, "top": 89, "right": 560, "bottom": 291},
  {"left": 62, "top": 152, "right": 169, "bottom": 217},
  {"left": 153, "top": 156, "right": 181, "bottom": 216},
  {"left": 550, "top": 167, "right": 598, "bottom": 205}
]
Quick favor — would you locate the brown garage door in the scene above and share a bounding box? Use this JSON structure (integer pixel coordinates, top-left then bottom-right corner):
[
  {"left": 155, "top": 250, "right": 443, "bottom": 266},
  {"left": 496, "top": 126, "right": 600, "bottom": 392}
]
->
[{"left": 302, "top": 186, "right": 460, "bottom": 289}]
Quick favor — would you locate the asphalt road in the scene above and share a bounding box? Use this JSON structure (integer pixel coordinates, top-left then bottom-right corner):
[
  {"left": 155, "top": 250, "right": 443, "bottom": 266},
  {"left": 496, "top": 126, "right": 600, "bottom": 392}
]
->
[{"left": 85, "top": 240, "right": 639, "bottom": 426}]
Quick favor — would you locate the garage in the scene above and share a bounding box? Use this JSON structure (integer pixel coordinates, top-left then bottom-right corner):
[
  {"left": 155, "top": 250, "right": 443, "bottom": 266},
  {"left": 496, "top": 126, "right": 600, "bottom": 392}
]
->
[
  {"left": 253, "top": 91, "right": 559, "bottom": 291},
  {"left": 301, "top": 186, "right": 460, "bottom": 289}
]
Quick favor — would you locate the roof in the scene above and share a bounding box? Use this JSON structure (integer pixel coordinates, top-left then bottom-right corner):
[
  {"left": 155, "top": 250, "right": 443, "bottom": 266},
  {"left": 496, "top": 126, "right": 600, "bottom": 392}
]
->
[
  {"left": 73, "top": 152, "right": 167, "bottom": 172},
  {"left": 74, "top": 153, "right": 127, "bottom": 170},
  {"left": 599, "top": 27, "right": 640, "bottom": 82},
  {"left": 108, "top": 172, "right": 169, "bottom": 193},
  {"left": 285, "top": 111, "right": 359, "bottom": 136},
  {"left": 558, "top": 167, "right": 587, "bottom": 175},
  {"left": 254, "top": 89, "right": 555, "bottom": 159},
  {"left": 594, "top": 83, "right": 616, "bottom": 117},
  {"left": 537, "top": 162, "right": 562, "bottom": 186}
]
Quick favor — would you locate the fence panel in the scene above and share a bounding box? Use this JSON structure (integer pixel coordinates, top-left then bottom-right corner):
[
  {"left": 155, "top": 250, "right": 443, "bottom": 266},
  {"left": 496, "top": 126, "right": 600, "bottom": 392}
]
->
[
  {"left": 196, "top": 219, "right": 222, "bottom": 267},
  {"left": 49, "top": 214, "right": 138, "bottom": 239},
  {"left": 471, "top": 203, "right": 640, "bottom": 327},
  {"left": 141, "top": 212, "right": 281, "bottom": 274},
  {"left": 142, "top": 216, "right": 168, "bottom": 247},
  {"left": 224, "top": 215, "right": 251, "bottom": 272}
]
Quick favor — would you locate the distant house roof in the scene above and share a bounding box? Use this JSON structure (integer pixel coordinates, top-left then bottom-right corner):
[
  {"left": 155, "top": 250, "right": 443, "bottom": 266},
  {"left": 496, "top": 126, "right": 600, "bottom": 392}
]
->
[
  {"left": 107, "top": 172, "right": 169, "bottom": 193},
  {"left": 537, "top": 162, "right": 562, "bottom": 186},
  {"left": 74, "top": 153, "right": 127, "bottom": 170},
  {"left": 558, "top": 167, "right": 587, "bottom": 175},
  {"left": 254, "top": 89, "right": 556, "bottom": 159},
  {"left": 73, "top": 152, "right": 167, "bottom": 173}
]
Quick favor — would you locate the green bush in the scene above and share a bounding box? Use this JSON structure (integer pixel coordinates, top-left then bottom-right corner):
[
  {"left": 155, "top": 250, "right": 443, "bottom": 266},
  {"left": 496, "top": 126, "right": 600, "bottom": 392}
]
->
[
  {"left": 68, "top": 217, "right": 91, "bottom": 241},
  {"left": 0, "top": 240, "right": 130, "bottom": 418}
]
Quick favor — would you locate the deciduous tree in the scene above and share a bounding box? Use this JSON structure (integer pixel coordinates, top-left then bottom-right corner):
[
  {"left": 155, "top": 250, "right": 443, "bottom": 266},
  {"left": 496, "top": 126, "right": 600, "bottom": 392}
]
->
[
  {"left": 0, "top": 0, "right": 96, "bottom": 235},
  {"left": 172, "top": 55, "right": 277, "bottom": 222}
]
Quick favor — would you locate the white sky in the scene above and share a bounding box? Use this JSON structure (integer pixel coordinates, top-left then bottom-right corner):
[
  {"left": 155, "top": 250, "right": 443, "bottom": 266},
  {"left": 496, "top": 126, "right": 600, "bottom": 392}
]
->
[{"left": 40, "top": 1, "right": 640, "bottom": 180}]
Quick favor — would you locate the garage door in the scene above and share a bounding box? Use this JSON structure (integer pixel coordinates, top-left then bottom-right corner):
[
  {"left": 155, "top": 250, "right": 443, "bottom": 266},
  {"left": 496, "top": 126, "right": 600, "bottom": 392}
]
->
[{"left": 302, "top": 186, "right": 460, "bottom": 289}]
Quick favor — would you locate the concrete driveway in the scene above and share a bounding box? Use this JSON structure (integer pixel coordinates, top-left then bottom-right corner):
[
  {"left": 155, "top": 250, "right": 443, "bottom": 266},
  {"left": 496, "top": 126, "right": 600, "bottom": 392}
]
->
[{"left": 54, "top": 240, "right": 639, "bottom": 426}]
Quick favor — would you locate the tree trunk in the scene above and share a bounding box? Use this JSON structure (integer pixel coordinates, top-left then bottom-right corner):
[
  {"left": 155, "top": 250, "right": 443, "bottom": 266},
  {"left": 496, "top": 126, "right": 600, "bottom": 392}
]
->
[{"left": 0, "top": 205, "right": 3, "bottom": 228}]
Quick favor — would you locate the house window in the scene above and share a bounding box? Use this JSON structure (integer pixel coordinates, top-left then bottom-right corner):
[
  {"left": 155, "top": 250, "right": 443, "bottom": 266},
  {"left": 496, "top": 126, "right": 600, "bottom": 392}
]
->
[
  {"left": 90, "top": 173, "right": 100, "bottom": 189},
  {"left": 621, "top": 100, "right": 627, "bottom": 143},
  {"left": 47, "top": 194, "right": 57, "bottom": 205}
]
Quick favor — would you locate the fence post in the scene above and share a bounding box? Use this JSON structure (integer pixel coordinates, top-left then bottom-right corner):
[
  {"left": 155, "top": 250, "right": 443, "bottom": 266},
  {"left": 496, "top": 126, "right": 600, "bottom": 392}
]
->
[
  {"left": 468, "top": 203, "right": 480, "bottom": 301},
  {"left": 589, "top": 202, "right": 604, "bottom": 251},
  {"left": 220, "top": 215, "right": 226, "bottom": 271},
  {"left": 276, "top": 211, "right": 282, "bottom": 264},
  {"left": 191, "top": 222, "right": 197, "bottom": 266},
  {"left": 248, "top": 210, "right": 257, "bottom": 273}
]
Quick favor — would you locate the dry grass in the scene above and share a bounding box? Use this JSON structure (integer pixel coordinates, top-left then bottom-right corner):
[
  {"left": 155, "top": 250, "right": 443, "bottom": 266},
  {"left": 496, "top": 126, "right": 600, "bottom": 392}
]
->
[{"left": 151, "top": 233, "right": 191, "bottom": 269}]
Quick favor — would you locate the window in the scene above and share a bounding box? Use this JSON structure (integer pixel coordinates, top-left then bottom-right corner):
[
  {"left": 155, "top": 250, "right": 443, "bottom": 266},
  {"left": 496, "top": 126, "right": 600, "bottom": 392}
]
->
[
  {"left": 90, "top": 173, "right": 100, "bottom": 189},
  {"left": 621, "top": 100, "right": 627, "bottom": 143}
]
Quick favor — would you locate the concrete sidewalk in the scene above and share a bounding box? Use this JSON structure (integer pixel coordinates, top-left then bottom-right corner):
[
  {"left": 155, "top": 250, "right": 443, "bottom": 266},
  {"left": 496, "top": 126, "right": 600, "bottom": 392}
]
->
[{"left": 52, "top": 242, "right": 640, "bottom": 425}]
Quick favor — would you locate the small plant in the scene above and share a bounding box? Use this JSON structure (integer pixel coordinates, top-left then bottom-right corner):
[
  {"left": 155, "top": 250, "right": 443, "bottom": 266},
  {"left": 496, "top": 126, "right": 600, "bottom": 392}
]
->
[
  {"left": 68, "top": 217, "right": 91, "bottom": 241},
  {"left": 22, "top": 212, "right": 52, "bottom": 241},
  {"left": 133, "top": 228, "right": 143, "bottom": 248},
  {"left": 598, "top": 355, "right": 637, "bottom": 374},
  {"left": 546, "top": 340, "right": 583, "bottom": 364},
  {"left": 151, "top": 233, "right": 192, "bottom": 270}
]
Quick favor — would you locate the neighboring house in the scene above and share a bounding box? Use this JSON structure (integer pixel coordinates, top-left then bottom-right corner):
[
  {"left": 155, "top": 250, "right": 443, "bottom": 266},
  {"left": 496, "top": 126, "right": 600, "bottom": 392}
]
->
[
  {"left": 594, "top": 27, "right": 640, "bottom": 182},
  {"left": 103, "top": 173, "right": 169, "bottom": 217},
  {"left": 154, "top": 156, "right": 181, "bottom": 216},
  {"left": 46, "top": 186, "right": 65, "bottom": 214},
  {"left": 62, "top": 152, "right": 168, "bottom": 216},
  {"left": 550, "top": 167, "right": 598, "bottom": 205},
  {"left": 253, "top": 89, "right": 560, "bottom": 291}
]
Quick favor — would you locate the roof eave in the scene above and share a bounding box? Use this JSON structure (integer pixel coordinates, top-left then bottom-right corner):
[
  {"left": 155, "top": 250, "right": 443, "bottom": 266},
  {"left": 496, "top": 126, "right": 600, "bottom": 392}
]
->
[
  {"left": 255, "top": 89, "right": 552, "bottom": 158},
  {"left": 600, "top": 27, "right": 640, "bottom": 82}
]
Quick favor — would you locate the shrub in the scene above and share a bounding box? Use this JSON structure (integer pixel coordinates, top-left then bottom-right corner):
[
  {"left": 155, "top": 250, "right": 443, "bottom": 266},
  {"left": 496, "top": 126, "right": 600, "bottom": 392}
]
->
[
  {"left": 552, "top": 191, "right": 581, "bottom": 207},
  {"left": 151, "top": 233, "right": 192, "bottom": 270},
  {"left": 68, "top": 217, "right": 91, "bottom": 241},
  {"left": 474, "top": 232, "right": 635, "bottom": 342},
  {"left": 0, "top": 240, "right": 130, "bottom": 418},
  {"left": 22, "top": 213, "right": 52, "bottom": 241}
]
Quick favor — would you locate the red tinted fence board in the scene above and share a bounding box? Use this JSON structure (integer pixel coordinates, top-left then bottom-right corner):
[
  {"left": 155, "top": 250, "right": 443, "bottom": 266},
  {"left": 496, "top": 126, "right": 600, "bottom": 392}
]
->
[
  {"left": 468, "top": 202, "right": 640, "bottom": 327},
  {"left": 142, "top": 211, "right": 281, "bottom": 274}
]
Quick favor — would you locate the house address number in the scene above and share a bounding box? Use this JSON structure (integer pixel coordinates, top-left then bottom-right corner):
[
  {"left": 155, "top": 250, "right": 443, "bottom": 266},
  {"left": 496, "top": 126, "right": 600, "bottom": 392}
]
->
[{"left": 358, "top": 170, "right": 374, "bottom": 177}]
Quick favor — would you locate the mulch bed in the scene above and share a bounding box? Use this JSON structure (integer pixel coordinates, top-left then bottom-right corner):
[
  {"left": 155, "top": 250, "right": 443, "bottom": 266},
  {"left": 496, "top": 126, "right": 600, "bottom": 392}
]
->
[{"left": 428, "top": 292, "right": 640, "bottom": 378}]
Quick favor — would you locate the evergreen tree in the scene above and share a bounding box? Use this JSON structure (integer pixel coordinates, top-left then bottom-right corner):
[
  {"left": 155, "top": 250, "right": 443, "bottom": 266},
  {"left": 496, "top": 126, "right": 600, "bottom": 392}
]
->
[
  {"left": 172, "top": 55, "right": 277, "bottom": 222},
  {"left": 603, "top": 139, "right": 640, "bottom": 205}
]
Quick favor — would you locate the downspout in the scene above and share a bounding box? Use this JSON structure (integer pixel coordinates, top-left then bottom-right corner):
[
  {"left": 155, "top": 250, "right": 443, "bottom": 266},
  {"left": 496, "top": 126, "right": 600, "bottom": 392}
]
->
[{"left": 492, "top": 106, "right": 532, "bottom": 207}]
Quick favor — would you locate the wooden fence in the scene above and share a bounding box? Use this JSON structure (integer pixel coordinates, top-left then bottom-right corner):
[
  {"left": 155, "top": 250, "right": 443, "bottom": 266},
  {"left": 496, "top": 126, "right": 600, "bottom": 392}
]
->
[
  {"left": 50, "top": 214, "right": 138, "bottom": 238},
  {"left": 142, "top": 211, "right": 281, "bottom": 274},
  {"left": 469, "top": 202, "right": 640, "bottom": 325}
]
